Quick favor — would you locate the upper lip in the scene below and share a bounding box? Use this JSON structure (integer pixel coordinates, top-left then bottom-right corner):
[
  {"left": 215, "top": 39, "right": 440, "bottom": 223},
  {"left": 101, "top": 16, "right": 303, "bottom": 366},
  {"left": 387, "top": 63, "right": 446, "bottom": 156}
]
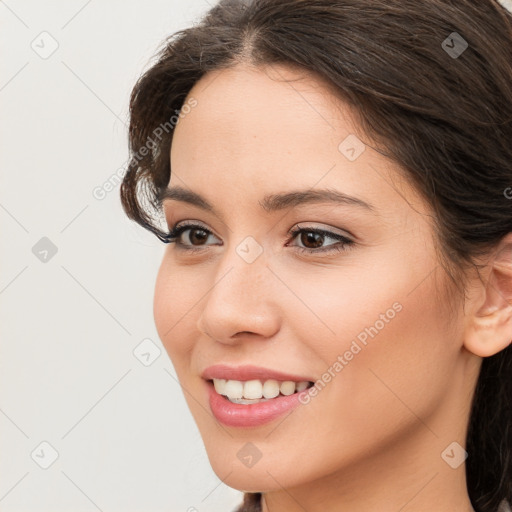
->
[{"left": 201, "top": 364, "right": 314, "bottom": 383}]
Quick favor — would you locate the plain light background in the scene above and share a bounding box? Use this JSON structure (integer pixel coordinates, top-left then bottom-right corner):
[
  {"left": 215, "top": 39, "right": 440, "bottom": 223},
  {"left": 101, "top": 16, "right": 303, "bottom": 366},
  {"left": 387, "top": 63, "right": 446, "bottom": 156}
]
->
[{"left": 0, "top": 1, "right": 244, "bottom": 511}]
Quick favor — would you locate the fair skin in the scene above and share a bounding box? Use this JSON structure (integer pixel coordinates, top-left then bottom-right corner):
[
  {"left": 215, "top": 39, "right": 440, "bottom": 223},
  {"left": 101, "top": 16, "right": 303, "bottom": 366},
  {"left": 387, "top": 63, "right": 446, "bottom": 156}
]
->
[{"left": 153, "top": 62, "right": 512, "bottom": 512}]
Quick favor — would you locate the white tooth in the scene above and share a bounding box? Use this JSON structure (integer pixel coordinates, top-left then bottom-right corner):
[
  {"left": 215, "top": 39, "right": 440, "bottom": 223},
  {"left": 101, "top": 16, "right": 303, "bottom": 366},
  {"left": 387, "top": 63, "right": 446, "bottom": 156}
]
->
[
  {"left": 280, "top": 381, "right": 296, "bottom": 396},
  {"left": 215, "top": 378, "right": 308, "bottom": 400},
  {"left": 295, "top": 381, "right": 309, "bottom": 392},
  {"left": 213, "top": 378, "right": 226, "bottom": 395},
  {"left": 243, "top": 380, "right": 263, "bottom": 399},
  {"left": 262, "top": 379, "right": 280, "bottom": 399},
  {"left": 224, "top": 380, "right": 244, "bottom": 399}
]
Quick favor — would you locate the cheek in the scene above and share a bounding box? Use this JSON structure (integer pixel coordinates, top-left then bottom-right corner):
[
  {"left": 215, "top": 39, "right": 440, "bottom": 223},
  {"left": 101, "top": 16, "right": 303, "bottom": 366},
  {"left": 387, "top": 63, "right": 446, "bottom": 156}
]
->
[
  {"left": 153, "top": 255, "right": 198, "bottom": 363},
  {"left": 279, "top": 253, "right": 454, "bottom": 426}
]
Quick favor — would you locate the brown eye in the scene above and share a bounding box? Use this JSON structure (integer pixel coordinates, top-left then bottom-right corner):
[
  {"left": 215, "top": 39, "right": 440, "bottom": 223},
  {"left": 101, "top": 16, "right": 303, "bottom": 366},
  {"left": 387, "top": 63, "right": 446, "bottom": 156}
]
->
[
  {"left": 164, "top": 222, "right": 220, "bottom": 251},
  {"left": 185, "top": 227, "right": 209, "bottom": 246},
  {"left": 288, "top": 226, "right": 355, "bottom": 255},
  {"left": 298, "top": 231, "right": 325, "bottom": 249}
]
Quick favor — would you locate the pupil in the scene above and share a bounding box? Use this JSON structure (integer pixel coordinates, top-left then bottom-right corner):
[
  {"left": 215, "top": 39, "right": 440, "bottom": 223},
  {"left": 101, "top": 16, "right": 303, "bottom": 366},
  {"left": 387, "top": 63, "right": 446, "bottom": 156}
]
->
[
  {"left": 302, "top": 231, "right": 323, "bottom": 249},
  {"left": 190, "top": 229, "right": 208, "bottom": 245}
]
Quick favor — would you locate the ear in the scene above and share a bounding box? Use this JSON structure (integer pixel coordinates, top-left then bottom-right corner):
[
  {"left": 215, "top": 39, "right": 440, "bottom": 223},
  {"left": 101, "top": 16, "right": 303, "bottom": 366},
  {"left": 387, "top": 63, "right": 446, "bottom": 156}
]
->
[{"left": 464, "top": 233, "right": 512, "bottom": 357}]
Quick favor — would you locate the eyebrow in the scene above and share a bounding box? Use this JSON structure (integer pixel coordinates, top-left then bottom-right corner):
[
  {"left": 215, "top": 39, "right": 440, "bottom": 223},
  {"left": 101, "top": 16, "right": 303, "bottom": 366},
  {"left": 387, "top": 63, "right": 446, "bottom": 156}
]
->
[{"left": 158, "top": 185, "right": 378, "bottom": 218}]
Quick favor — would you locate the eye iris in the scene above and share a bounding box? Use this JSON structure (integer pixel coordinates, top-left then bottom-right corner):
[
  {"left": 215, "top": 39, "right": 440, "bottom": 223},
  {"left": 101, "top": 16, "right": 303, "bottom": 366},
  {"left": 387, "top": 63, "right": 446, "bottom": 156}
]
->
[
  {"left": 301, "top": 231, "right": 323, "bottom": 249},
  {"left": 189, "top": 228, "right": 208, "bottom": 245}
]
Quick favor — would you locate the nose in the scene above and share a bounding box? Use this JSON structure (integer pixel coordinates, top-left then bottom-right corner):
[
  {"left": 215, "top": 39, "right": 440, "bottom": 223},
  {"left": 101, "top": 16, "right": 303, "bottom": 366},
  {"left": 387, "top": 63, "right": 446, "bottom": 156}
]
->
[{"left": 196, "top": 247, "right": 281, "bottom": 345}]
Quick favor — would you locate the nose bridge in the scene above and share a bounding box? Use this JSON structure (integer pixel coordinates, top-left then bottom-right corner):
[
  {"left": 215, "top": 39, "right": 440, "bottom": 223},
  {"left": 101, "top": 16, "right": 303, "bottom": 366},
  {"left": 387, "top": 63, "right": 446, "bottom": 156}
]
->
[
  {"left": 197, "top": 238, "right": 280, "bottom": 341},
  {"left": 215, "top": 232, "right": 271, "bottom": 300}
]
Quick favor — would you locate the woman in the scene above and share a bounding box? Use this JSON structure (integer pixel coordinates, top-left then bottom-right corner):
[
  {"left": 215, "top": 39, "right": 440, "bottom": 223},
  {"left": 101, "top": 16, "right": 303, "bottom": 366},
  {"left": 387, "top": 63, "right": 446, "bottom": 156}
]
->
[{"left": 120, "top": 1, "right": 512, "bottom": 511}]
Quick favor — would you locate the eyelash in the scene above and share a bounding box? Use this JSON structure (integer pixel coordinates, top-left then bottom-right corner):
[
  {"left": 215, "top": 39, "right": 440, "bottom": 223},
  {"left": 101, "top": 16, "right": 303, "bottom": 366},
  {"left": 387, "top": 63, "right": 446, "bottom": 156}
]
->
[{"left": 162, "top": 222, "right": 355, "bottom": 255}]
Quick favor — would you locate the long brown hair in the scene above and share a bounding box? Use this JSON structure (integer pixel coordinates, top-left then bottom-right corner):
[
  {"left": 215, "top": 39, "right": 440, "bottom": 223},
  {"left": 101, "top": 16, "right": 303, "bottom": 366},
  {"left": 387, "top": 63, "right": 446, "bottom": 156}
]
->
[{"left": 120, "top": 1, "right": 512, "bottom": 510}]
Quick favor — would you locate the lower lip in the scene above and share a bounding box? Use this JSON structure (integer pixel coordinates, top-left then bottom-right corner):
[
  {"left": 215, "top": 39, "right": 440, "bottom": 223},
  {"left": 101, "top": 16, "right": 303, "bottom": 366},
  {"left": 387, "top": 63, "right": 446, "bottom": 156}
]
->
[{"left": 206, "top": 380, "right": 312, "bottom": 427}]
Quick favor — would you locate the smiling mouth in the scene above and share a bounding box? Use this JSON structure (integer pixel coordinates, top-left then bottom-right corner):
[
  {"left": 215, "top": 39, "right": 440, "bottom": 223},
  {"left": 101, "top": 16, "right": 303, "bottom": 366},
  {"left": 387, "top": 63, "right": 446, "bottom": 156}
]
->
[{"left": 208, "top": 378, "right": 315, "bottom": 404}]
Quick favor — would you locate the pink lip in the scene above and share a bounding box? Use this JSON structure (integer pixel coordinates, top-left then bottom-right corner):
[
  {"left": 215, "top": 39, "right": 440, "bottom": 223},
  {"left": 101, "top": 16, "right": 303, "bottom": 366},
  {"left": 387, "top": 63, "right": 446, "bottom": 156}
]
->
[
  {"left": 200, "top": 364, "right": 314, "bottom": 383},
  {"left": 205, "top": 380, "right": 311, "bottom": 427}
]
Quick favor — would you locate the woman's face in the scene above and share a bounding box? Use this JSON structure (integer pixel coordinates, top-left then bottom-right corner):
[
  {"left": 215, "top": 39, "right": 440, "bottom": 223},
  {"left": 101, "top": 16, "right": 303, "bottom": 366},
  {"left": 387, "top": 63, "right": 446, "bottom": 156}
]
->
[{"left": 153, "top": 63, "right": 477, "bottom": 494}]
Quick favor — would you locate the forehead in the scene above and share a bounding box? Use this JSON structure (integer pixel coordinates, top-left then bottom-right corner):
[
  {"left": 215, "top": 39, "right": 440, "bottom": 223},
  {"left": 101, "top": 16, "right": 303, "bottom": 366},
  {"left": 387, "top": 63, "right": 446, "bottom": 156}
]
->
[
  {"left": 172, "top": 62, "right": 356, "bottom": 157},
  {"left": 168, "top": 63, "right": 430, "bottom": 223}
]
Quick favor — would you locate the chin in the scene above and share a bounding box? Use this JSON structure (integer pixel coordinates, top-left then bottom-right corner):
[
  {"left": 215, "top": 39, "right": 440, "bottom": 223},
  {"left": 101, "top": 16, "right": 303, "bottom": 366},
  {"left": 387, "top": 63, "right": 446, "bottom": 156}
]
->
[{"left": 205, "top": 445, "right": 312, "bottom": 493}]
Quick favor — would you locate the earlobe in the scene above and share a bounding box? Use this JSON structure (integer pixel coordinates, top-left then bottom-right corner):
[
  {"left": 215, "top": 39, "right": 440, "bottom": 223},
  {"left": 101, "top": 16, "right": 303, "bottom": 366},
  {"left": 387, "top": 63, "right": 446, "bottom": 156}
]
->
[{"left": 463, "top": 234, "right": 512, "bottom": 358}]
